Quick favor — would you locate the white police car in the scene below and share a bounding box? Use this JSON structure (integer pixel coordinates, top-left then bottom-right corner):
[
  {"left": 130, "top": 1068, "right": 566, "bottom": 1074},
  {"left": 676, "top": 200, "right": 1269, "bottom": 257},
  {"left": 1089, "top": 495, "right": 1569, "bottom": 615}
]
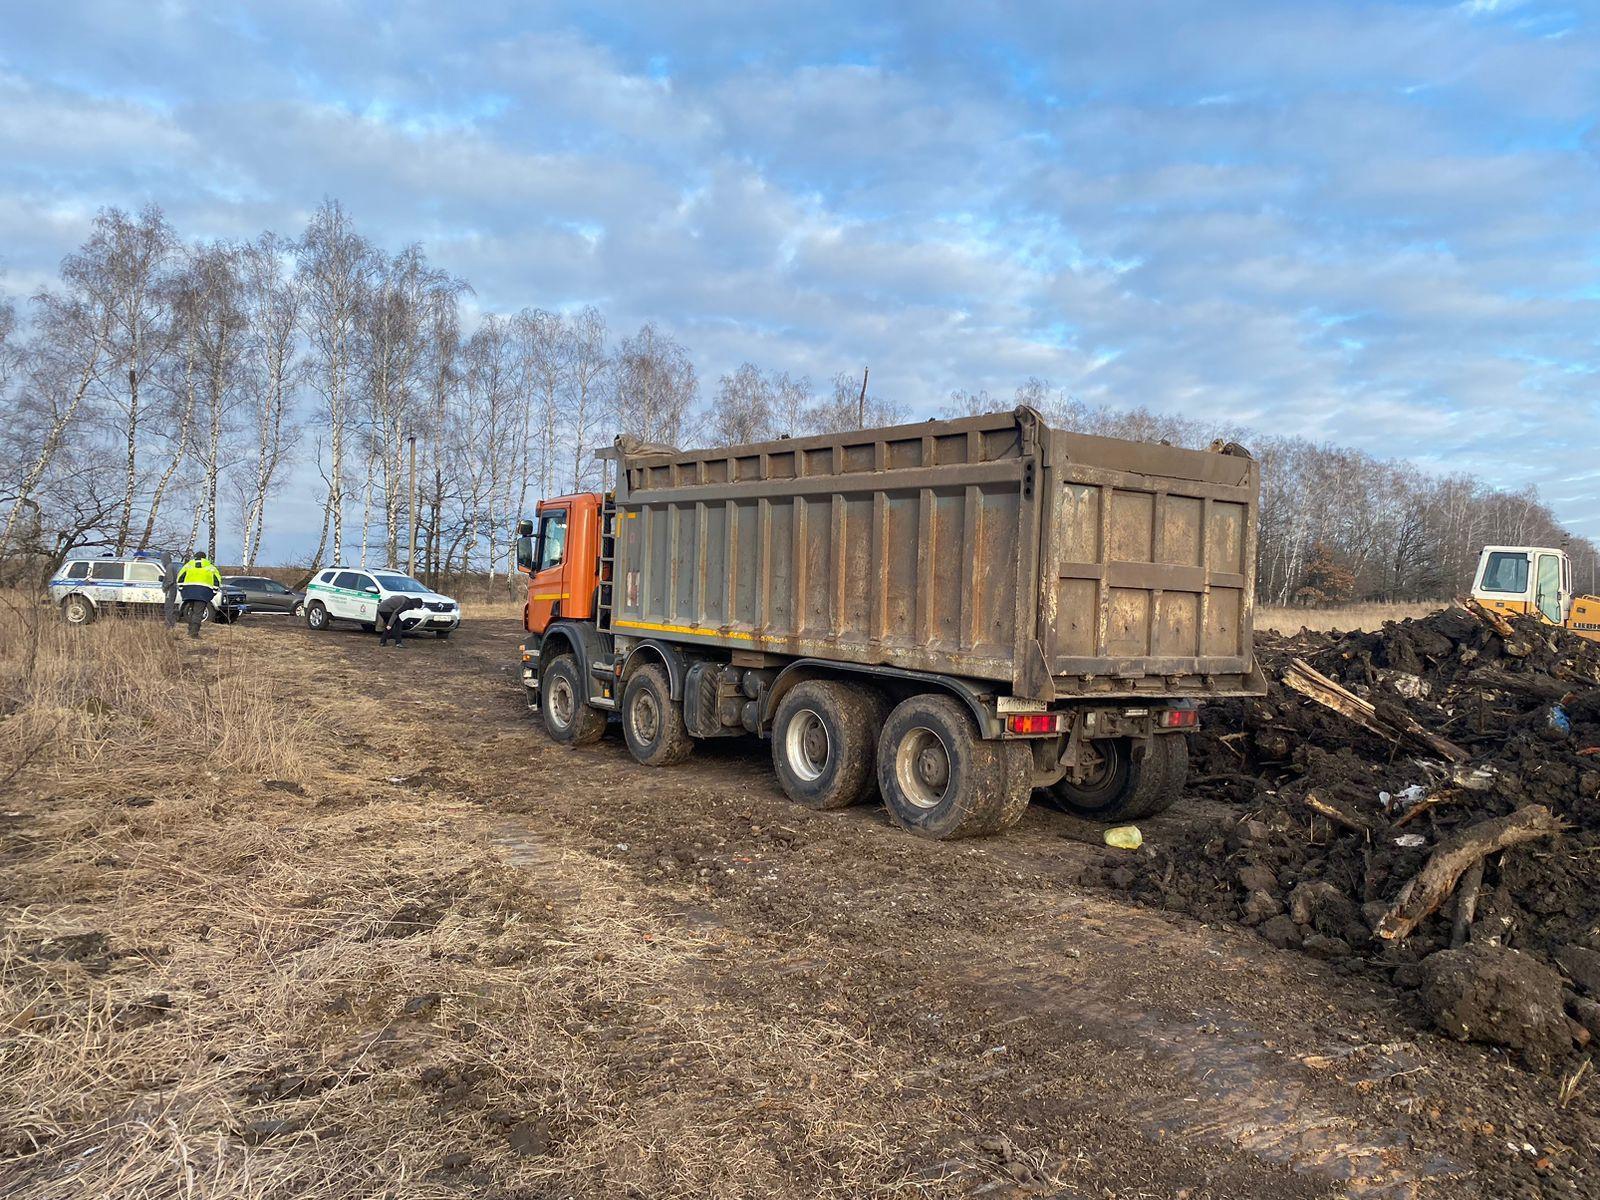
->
[
  {"left": 48, "top": 553, "right": 248, "bottom": 626},
  {"left": 302, "top": 567, "right": 460, "bottom": 638}
]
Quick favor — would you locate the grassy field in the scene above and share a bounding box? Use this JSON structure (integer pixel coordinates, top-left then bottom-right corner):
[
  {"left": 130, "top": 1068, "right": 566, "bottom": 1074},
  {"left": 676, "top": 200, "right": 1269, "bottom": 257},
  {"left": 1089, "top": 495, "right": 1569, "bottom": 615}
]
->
[
  {"left": 1255, "top": 600, "right": 1445, "bottom": 634},
  {"left": 0, "top": 610, "right": 950, "bottom": 1198}
]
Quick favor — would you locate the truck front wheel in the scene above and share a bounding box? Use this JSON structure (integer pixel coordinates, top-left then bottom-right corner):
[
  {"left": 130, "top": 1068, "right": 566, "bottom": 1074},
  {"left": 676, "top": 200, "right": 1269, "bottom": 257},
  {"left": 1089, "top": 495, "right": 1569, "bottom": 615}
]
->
[
  {"left": 1045, "top": 734, "right": 1187, "bottom": 822},
  {"left": 771, "top": 680, "right": 888, "bottom": 810},
  {"left": 876, "top": 694, "right": 1031, "bottom": 839},
  {"left": 622, "top": 663, "right": 692, "bottom": 767},
  {"left": 541, "top": 654, "right": 607, "bottom": 747}
]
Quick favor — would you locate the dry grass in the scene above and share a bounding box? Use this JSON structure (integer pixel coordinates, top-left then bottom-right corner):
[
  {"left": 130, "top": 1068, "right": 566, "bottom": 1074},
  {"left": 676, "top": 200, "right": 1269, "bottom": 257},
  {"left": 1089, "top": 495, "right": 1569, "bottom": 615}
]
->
[
  {"left": 459, "top": 598, "right": 524, "bottom": 622},
  {"left": 0, "top": 606, "right": 947, "bottom": 1198},
  {"left": 1256, "top": 601, "right": 1446, "bottom": 635}
]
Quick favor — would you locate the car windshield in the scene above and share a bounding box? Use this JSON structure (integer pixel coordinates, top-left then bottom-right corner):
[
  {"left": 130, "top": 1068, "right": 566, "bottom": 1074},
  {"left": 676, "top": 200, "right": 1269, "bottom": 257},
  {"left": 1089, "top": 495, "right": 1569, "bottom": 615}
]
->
[{"left": 374, "top": 574, "right": 429, "bottom": 593}]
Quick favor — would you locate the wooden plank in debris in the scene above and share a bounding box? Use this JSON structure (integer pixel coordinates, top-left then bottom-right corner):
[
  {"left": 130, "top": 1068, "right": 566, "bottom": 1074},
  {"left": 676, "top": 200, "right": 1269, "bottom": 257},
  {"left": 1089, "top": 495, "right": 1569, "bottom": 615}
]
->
[
  {"left": 1375, "top": 805, "right": 1562, "bottom": 941},
  {"left": 1460, "top": 595, "right": 1515, "bottom": 638},
  {"left": 1283, "top": 658, "right": 1469, "bottom": 763}
]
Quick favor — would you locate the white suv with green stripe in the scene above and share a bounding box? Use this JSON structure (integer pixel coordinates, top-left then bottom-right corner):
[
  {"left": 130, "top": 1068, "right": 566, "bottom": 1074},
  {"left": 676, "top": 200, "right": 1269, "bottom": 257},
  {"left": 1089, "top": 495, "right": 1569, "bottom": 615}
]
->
[{"left": 303, "top": 568, "right": 461, "bottom": 638}]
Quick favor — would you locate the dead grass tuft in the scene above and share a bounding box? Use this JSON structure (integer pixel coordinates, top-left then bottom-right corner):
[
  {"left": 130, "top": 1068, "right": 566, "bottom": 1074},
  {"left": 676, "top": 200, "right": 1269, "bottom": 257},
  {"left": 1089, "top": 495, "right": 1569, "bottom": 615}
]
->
[{"left": 0, "top": 600, "right": 316, "bottom": 788}]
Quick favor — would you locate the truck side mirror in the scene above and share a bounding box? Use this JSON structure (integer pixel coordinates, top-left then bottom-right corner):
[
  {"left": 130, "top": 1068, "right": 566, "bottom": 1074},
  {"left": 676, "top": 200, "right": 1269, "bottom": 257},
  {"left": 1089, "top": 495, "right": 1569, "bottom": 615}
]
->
[
  {"left": 515, "top": 535, "right": 534, "bottom": 573},
  {"left": 517, "top": 519, "right": 534, "bottom": 537}
]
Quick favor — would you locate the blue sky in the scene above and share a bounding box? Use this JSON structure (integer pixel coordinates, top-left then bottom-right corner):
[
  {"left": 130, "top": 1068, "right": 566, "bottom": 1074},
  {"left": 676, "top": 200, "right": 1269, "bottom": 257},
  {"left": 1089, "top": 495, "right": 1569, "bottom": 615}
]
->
[{"left": 3, "top": 0, "right": 1598, "bottom": 547}]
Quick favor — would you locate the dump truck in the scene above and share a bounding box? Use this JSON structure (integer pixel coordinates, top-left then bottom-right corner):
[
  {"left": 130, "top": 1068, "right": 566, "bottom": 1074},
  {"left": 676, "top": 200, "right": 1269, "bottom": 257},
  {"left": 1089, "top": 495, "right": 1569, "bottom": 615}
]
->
[
  {"left": 516, "top": 407, "right": 1266, "bottom": 838},
  {"left": 1470, "top": 544, "right": 1600, "bottom": 642}
]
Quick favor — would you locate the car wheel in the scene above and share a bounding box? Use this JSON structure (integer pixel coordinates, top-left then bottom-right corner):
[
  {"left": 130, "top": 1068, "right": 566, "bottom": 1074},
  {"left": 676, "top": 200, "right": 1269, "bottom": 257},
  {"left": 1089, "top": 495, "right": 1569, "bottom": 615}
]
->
[
  {"left": 292, "top": 602, "right": 305, "bottom": 618},
  {"left": 306, "top": 602, "right": 329, "bottom": 631},
  {"left": 62, "top": 595, "right": 95, "bottom": 626},
  {"left": 435, "top": 629, "right": 451, "bottom": 639}
]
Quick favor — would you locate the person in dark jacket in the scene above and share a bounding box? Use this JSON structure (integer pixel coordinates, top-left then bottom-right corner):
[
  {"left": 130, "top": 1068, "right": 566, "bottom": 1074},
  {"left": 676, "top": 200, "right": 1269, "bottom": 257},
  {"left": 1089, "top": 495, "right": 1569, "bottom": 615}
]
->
[
  {"left": 160, "top": 551, "right": 179, "bottom": 629},
  {"left": 377, "top": 594, "right": 424, "bottom": 647}
]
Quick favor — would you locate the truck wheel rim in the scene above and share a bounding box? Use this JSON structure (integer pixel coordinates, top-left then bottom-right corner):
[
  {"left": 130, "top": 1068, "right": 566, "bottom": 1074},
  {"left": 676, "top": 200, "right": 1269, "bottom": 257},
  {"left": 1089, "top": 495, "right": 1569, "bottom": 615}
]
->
[
  {"left": 895, "top": 727, "right": 951, "bottom": 809},
  {"left": 631, "top": 690, "right": 661, "bottom": 744},
  {"left": 548, "top": 676, "right": 576, "bottom": 730},
  {"left": 67, "top": 601, "right": 87, "bottom": 624},
  {"left": 785, "top": 709, "right": 831, "bottom": 782}
]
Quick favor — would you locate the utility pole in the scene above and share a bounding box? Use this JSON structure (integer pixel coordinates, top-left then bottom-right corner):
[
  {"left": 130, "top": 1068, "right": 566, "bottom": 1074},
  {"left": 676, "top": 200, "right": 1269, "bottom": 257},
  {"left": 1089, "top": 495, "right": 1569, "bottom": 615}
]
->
[
  {"left": 856, "top": 366, "right": 869, "bottom": 428},
  {"left": 407, "top": 432, "right": 418, "bottom": 577}
]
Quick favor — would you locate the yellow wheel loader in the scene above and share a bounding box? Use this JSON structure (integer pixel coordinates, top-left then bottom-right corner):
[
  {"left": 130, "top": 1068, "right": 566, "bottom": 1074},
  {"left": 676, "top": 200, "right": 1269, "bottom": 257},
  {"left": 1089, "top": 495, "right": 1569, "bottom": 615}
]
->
[{"left": 1470, "top": 546, "right": 1600, "bottom": 641}]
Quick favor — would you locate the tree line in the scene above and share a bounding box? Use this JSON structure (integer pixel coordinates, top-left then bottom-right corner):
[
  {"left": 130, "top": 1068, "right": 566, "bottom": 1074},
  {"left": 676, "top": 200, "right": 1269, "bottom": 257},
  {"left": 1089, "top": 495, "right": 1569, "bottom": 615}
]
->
[{"left": 1, "top": 200, "right": 1590, "bottom": 602}]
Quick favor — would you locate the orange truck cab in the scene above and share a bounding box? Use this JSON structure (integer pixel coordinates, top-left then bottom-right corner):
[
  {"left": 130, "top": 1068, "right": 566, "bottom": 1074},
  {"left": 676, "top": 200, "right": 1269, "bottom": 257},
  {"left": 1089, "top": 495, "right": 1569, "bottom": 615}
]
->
[{"left": 517, "top": 492, "right": 603, "bottom": 633}]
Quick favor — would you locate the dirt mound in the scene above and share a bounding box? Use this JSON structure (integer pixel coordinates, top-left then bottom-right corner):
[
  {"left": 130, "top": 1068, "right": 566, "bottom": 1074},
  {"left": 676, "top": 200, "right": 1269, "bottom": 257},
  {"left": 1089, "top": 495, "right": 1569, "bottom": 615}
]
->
[
  {"left": 1419, "top": 943, "right": 1572, "bottom": 1071},
  {"left": 1102, "top": 604, "right": 1600, "bottom": 1068}
]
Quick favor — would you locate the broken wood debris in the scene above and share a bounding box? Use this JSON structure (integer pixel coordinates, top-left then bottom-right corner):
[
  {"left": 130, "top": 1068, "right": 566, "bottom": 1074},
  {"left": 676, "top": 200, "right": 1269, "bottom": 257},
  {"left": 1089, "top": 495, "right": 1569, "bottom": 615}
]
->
[
  {"left": 1376, "top": 805, "right": 1563, "bottom": 942},
  {"left": 1283, "top": 658, "right": 1469, "bottom": 764}
]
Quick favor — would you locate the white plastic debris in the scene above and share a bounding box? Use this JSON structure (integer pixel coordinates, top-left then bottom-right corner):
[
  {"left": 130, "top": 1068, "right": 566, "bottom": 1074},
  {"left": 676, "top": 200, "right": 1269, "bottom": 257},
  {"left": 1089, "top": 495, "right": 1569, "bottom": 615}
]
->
[{"left": 1394, "top": 833, "right": 1427, "bottom": 849}]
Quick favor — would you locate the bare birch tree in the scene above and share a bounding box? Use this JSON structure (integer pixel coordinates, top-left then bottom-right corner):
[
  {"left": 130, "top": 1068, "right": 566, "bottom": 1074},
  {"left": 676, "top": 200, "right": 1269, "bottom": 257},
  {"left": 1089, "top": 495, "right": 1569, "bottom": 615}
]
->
[
  {"left": 513, "top": 308, "right": 566, "bottom": 515},
  {"left": 69, "top": 206, "right": 178, "bottom": 552},
  {"left": 706, "top": 362, "right": 775, "bottom": 446},
  {"left": 611, "top": 322, "right": 695, "bottom": 450},
  {"left": 0, "top": 284, "right": 117, "bottom": 555},
  {"left": 297, "top": 200, "right": 374, "bottom": 566},
  {"left": 565, "top": 306, "right": 611, "bottom": 489},
  {"left": 238, "top": 233, "right": 303, "bottom": 567}
]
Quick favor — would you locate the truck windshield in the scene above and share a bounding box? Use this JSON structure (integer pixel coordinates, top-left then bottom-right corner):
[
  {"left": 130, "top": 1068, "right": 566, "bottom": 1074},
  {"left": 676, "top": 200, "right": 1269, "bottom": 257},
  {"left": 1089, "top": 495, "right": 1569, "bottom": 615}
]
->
[
  {"left": 374, "top": 574, "right": 429, "bottom": 593},
  {"left": 1480, "top": 552, "right": 1529, "bottom": 594}
]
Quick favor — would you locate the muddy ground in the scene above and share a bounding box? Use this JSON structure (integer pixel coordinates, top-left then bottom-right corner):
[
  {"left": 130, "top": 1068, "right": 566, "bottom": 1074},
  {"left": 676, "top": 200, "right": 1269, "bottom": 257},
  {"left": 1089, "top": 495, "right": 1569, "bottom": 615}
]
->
[{"left": 4, "top": 614, "right": 1597, "bottom": 1198}]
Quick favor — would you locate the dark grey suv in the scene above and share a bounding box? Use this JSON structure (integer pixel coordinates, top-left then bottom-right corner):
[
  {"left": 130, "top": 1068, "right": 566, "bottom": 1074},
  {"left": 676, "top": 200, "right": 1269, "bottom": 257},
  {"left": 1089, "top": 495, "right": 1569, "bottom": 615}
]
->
[{"left": 224, "top": 576, "right": 305, "bottom": 615}]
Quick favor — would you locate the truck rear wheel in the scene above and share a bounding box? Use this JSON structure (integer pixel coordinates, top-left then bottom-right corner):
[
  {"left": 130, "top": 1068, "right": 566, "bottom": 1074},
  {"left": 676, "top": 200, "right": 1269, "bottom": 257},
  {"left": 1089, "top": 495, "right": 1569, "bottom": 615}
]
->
[
  {"left": 541, "top": 654, "right": 607, "bottom": 747},
  {"left": 1045, "top": 734, "right": 1187, "bottom": 822},
  {"left": 876, "top": 694, "right": 1031, "bottom": 840},
  {"left": 771, "top": 680, "right": 888, "bottom": 810},
  {"left": 622, "top": 664, "right": 692, "bottom": 767}
]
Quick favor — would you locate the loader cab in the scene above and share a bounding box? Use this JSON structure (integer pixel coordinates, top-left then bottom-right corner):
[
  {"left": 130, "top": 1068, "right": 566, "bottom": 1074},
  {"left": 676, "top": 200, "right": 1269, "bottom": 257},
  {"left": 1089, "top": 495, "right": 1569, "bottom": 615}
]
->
[
  {"left": 1471, "top": 545, "right": 1570, "bottom": 625},
  {"left": 516, "top": 492, "right": 603, "bottom": 634}
]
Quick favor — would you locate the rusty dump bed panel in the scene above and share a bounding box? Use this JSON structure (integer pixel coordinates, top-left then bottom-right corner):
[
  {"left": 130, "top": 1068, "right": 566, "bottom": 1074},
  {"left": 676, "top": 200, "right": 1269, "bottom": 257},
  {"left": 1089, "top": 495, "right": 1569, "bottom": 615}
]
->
[{"left": 610, "top": 408, "right": 1259, "bottom": 701}]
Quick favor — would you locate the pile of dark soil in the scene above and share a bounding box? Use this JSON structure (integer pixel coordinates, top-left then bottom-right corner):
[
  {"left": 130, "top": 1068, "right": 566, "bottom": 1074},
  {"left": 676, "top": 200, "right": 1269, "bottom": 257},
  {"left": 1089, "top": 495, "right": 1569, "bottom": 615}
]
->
[{"left": 1099, "top": 605, "right": 1600, "bottom": 1068}]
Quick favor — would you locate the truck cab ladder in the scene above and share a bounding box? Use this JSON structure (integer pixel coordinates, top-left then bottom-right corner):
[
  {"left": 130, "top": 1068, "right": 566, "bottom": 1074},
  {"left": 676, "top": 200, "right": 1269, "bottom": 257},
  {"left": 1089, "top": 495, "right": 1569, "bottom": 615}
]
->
[{"left": 596, "top": 493, "right": 616, "bottom": 633}]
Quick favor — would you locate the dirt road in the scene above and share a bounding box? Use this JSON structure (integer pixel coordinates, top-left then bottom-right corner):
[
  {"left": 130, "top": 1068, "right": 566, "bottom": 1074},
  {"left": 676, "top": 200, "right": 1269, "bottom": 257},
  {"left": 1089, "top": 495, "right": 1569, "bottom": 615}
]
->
[
  {"left": 289, "top": 616, "right": 1594, "bottom": 1198},
  {"left": 5, "top": 613, "right": 1591, "bottom": 1198}
]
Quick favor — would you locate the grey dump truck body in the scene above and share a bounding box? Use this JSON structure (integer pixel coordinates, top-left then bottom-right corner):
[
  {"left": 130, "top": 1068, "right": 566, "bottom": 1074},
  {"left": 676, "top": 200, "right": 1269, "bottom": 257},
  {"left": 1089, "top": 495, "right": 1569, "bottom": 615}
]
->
[
  {"left": 607, "top": 407, "right": 1262, "bottom": 701},
  {"left": 524, "top": 406, "right": 1262, "bottom": 837}
]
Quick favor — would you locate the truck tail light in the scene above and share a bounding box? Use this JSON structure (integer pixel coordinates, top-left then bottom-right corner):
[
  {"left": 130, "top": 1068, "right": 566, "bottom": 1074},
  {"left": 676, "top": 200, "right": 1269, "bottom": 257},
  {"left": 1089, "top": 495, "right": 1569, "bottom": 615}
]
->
[
  {"left": 1158, "top": 708, "right": 1198, "bottom": 729},
  {"left": 1006, "top": 713, "right": 1065, "bottom": 735}
]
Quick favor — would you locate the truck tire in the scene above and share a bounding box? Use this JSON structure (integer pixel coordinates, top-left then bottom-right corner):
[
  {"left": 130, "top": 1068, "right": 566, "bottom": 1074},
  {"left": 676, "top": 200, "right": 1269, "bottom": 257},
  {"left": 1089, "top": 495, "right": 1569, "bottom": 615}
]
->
[
  {"left": 306, "top": 602, "right": 329, "bottom": 631},
  {"left": 622, "top": 663, "right": 692, "bottom": 767},
  {"left": 876, "top": 694, "right": 1031, "bottom": 840},
  {"left": 771, "top": 680, "right": 888, "bottom": 810},
  {"left": 1130, "top": 733, "right": 1188, "bottom": 819},
  {"left": 1045, "top": 734, "right": 1186, "bottom": 822},
  {"left": 62, "top": 595, "right": 95, "bottom": 626},
  {"left": 540, "top": 654, "right": 607, "bottom": 746}
]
